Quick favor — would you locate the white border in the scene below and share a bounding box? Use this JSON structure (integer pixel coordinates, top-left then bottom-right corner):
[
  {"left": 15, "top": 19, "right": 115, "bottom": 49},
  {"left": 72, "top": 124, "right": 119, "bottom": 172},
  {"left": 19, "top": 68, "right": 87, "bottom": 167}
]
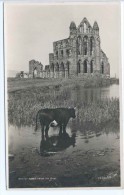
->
[
  {"left": 0, "top": 0, "right": 124, "bottom": 194},
  {"left": 0, "top": 0, "right": 6, "bottom": 193},
  {"left": 121, "top": 0, "right": 124, "bottom": 188}
]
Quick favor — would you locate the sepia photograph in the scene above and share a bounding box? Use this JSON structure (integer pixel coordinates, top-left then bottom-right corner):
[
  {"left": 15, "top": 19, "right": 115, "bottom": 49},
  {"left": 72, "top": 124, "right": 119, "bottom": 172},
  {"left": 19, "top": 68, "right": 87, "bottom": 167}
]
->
[{"left": 4, "top": 2, "right": 121, "bottom": 188}]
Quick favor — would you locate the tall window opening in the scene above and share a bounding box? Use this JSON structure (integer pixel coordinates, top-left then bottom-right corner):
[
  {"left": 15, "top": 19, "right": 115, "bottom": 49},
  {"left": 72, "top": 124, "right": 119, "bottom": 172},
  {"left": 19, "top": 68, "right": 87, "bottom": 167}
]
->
[
  {"left": 56, "top": 51, "right": 58, "bottom": 59},
  {"left": 60, "top": 62, "right": 65, "bottom": 77},
  {"left": 83, "top": 36, "right": 88, "bottom": 55},
  {"left": 61, "top": 50, "right": 63, "bottom": 57},
  {"left": 90, "top": 37, "right": 94, "bottom": 56},
  {"left": 33, "top": 67, "right": 37, "bottom": 78},
  {"left": 77, "top": 61, "right": 81, "bottom": 74},
  {"left": 84, "top": 60, "right": 88, "bottom": 73},
  {"left": 66, "top": 61, "right": 70, "bottom": 76},
  {"left": 83, "top": 23, "right": 87, "bottom": 33},
  {"left": 66, "top": 49, "right": 69, "bottom": 57},
  {"left": 77, "top": 37, "right": 82, "bottom": 55},
  {"left": 51, "top": 63, "right": 54, "bottom": 72},
  {"left": 90, "top": 60, "right": 93, "bottom": 73},
  {"left": 101, "top": 62, "right": 104, "bottom": 74},
  {"left": 56, "top": 63, "right": 59, "bottom": 71}
]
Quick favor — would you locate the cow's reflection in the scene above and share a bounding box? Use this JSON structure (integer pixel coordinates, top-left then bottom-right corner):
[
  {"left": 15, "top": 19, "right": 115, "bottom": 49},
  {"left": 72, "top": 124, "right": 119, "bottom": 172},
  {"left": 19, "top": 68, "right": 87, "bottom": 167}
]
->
[{"left": 40, "top": 132, "right": 76, "bottom": 156}]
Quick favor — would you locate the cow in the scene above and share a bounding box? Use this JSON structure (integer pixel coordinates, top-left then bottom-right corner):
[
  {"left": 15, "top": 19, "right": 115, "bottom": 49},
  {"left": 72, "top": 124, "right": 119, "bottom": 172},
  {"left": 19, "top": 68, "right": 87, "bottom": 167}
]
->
[{"left": 34, "top": 107, "right": 76, "bottom": 139}]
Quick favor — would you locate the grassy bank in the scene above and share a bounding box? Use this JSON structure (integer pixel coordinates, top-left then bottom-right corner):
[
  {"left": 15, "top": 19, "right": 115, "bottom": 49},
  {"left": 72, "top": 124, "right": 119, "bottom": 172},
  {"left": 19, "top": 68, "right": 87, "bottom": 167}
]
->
[
  {"left": 8, "top": 80, "right": 119, "bottom": 129},
  {"left": 7, "top": 76, "right": 118, "bottom": 93}
]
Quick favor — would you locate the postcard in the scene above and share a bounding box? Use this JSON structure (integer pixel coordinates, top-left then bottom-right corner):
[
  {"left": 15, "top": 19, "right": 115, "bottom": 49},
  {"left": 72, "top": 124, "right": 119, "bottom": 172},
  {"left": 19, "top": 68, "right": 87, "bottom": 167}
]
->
[{"left": 4, "top": 1, "right": 122, "bottom": 189}]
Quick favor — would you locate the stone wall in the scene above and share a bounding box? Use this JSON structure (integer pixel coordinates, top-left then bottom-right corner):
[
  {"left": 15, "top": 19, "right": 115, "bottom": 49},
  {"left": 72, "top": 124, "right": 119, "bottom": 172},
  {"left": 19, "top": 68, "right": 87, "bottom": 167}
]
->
[
  {"left": 28, "top": 18, "right": 110, "bottom": 79},
  {"left": 47, "top": 17, "right": 110, "bottom": 78},
  {"left": 29, "top": 60, "right": 43, "bottom": 78}
]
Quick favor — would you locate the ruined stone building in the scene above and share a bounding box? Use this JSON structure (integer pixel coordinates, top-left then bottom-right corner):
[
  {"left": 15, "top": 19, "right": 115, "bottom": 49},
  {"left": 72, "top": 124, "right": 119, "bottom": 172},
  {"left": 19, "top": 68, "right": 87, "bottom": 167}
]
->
[
  {"left": 29, "top": 18, "right": 110, "bottom": 79},
  {"left": 29, "top": 60, "right": 43, "bottom": 78},
  {"left": 48, "top": 17, "right": 110, "bottom": 78},
  {"left": 16, "top": 71, "right": 29, "bottom": 78}
]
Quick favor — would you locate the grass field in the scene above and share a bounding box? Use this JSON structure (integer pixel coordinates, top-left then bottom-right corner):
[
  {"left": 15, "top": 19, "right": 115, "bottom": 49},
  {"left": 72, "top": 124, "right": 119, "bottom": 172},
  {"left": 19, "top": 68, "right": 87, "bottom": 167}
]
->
[{"left": 7, "top": 76, "right": 114, "bottom": 92}]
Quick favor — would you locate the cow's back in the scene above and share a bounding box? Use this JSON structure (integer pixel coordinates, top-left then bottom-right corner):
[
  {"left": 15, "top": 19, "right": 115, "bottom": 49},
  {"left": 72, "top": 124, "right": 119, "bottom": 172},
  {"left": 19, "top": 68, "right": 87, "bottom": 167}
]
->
[
  {"left": 53, "top": 108, "right": 70, "bottom": 123},
  {"left": 38, "top": 109, "right": 55, "bottom": 125},
  {"left": 38, "top": 108, "right": 73, "bottom": 125}
]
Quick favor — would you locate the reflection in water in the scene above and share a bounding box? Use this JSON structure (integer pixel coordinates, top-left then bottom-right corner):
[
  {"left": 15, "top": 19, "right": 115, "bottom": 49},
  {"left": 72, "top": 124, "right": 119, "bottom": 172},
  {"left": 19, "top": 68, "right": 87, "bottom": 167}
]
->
[
  {"left": 69, "top": 84, "right": 119, "bottom": 104},
  {"left": 40, "top": 132, "right": 76, "bottom": 156},
  {"left": 8, "top": 121, "right": 119, "bottom": 162},
  {"left": 8, "top": 84, "right": 119, "bottom": 155},
  {"left": 8, "top": 84, "right": 120, "bottom": 187}
]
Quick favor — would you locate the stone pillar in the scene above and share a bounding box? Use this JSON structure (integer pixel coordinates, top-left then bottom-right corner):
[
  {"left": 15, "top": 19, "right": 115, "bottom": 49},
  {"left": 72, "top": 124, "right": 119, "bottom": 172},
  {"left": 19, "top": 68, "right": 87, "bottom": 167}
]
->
[
  {"left": 50, "top": 71, "right": 53, "bottom": 78},
  {"left": 65, "top": 69, "right": 68, "bottom": 78},
  {"left": 54, "top": 71, "right": 58, "bottom": 78},
  {"left": 54, "top": 71, "right": 56, "bottom": 78},
  {"left": 87, "top": 60, "right": 90, "bottom": 74},
  {"left": 59, "top": 70, "right": 63, "bottom": 78},
  {"left": 94, "top": 35, "right": 100, "bottom": 74},
  {"left": 56, "top": 71, "right": 59, "bottom": 78}
]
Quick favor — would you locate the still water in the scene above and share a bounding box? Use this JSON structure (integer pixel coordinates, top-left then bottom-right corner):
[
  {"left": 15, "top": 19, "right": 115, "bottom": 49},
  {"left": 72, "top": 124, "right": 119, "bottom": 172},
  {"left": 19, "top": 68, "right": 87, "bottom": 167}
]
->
[
  {"left": 70, "top": 83, "right": 119, "bottom": 103},
  {"left": 8, "top": 84, "right": 120, "bottom": 187},
  {"left": 9, "top": 84, "right": 119, "bottom": 156}
]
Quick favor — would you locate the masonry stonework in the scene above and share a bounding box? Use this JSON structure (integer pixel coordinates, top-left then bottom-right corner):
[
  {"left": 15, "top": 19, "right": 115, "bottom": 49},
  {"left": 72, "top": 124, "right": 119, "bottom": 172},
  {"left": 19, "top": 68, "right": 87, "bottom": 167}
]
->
[
  {"left": 29, "top": 60, "right": 43, "bottom": 78},
  {"left": 48, "top": 18, "right": 110, "bottom": 78},
  {"left": 29, "top": 18, "right": 110, "bottom": 78}
]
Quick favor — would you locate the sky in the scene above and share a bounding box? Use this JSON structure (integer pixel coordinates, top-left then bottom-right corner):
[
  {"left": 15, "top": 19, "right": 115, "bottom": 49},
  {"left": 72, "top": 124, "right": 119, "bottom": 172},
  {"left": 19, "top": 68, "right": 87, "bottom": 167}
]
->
[{"left": 4, "top": 2, "right": 120, "bottom": 77}]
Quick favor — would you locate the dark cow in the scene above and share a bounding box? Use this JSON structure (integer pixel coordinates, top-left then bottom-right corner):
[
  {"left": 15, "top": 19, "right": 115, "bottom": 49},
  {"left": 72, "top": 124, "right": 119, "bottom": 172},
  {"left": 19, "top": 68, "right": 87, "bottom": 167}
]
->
[{"left": 35, "top": 108, "right": 76, "bottom": 138}]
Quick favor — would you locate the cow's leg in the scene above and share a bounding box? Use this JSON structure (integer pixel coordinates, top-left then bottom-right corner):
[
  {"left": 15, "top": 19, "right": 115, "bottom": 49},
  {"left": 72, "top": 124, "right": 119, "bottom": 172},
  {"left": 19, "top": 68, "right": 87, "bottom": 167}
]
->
[
  {"left": 45, "top": 125, "right": 49, "bottom": 139},
  {"left": 41, "top": 125, "right": 45, "bottom": 140},
  {"left": 40, "top": 120, "right": 45, "bottom": 140},
  {"left": 59, "top": 124, "right": 63, "bottom": 136},
  {"left": 63, "top": 121, "right": 68, "bottom": 134}
]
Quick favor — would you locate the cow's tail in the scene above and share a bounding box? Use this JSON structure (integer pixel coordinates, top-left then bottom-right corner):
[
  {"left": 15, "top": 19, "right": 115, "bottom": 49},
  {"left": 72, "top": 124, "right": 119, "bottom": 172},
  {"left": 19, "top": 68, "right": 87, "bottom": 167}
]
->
[{"left": 34, "top": 111, "right": 39, "bottom": 132}]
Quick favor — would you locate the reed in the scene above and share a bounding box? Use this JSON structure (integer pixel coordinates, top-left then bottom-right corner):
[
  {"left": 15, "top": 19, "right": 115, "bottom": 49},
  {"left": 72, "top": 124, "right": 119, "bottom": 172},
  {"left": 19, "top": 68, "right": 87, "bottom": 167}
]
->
[{"left": 8, "top": 81, "right": 119, "bottom": 128}]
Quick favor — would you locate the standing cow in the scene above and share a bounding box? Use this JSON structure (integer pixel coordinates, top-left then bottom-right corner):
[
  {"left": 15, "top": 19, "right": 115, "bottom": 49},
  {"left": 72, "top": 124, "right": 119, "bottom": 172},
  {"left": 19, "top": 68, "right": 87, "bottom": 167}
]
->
[{"left": 35, "top": 108, "right": 76, "bottom": 139}]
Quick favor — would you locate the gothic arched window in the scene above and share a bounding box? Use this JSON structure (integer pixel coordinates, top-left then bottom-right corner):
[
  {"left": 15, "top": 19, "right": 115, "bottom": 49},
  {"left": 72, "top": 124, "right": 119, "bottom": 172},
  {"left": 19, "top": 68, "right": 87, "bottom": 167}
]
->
[
  {"left": 66, "top": 49, "right": 69, "bottom": 57},
  {"left": 60, "top": 62, "right": 64, "bottom": 70},
  {"left": 90, "top": 37, "right": 94, "bottom": 56},
  {"left": 55, "top": 63, "right": 59, "bottom": 71},
  {"left": 61, "top": 50, "right": 63, "bottom": 57},
  {"left": 90, "top": 60, "right": 93, "bottom": 73},
  {"left": 77, "top": 61, "right": 81, "bottom": 74},
  {"left": 88, "top": 26, "right": 91, "bottom": 33},
  {"left": 83, "top": 36, "right": 88, "bottom": 55},
  {"left": 60, "top": 62, "right": 65, "bottom": 77},
  {"left": 33, "top": 67, "right": 37, "bottom": 78},
  {"left": 83, "top": 22, "right": 87, "bottom": 33},
  {"left": 79, "top": 25, "right": 83, "bottom": 33},
  {"left": 77, "top": 36, "right": 82, "bottom": 55},
  {"left": 84, "top": 60, "right": 88, "bottom": 73},
  {"left": 66, "top": 61, "right": 70, "bottom": 76}
]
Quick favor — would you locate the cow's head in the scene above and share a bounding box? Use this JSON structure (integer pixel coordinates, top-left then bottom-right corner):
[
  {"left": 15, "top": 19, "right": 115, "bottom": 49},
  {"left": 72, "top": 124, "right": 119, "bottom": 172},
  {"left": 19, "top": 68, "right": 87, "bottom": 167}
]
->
[{"left": 69, "top": 108, "right": 76, "bottom": 118}]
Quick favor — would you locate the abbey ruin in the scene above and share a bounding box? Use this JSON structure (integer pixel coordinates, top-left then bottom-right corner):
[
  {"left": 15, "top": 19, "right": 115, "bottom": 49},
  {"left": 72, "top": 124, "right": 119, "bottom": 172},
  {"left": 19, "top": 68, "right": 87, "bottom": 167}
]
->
[{"left": 29, "top": 18, "right": 110, "bottom": 78}]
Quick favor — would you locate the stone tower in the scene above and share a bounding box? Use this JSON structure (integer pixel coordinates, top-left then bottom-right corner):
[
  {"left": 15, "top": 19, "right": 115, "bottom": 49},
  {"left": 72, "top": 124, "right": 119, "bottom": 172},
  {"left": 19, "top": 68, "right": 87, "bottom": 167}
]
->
[{"left": 93, "top": 21, "right": 100, "bottom": 74}]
